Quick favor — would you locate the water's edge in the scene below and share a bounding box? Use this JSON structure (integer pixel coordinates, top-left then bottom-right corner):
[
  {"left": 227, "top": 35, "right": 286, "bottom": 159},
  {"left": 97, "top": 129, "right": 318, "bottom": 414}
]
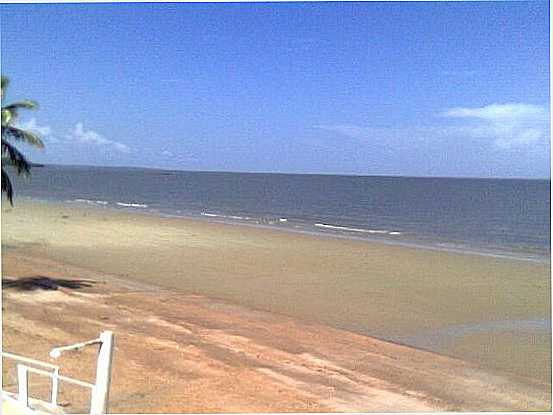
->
[{"left": 14, "top": 195, "right": 551, "bottom": 264}]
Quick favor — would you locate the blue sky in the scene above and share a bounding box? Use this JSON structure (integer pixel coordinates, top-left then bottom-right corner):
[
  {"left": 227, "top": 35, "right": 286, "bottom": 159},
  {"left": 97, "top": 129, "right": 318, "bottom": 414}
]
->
[{"left": 1, "top": 1, "right": 550, "bottom": 178}]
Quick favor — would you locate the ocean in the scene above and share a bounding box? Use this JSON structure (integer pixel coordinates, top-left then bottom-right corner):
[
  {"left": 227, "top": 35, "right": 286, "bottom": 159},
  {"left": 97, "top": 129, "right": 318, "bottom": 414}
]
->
[{"left": 9, "top": 164, "right": 551, "bottom": 261}]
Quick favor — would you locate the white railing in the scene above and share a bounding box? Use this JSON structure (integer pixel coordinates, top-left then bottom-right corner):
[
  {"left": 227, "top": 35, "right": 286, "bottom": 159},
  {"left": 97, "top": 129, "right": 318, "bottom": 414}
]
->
[{"left": 2, "top": 331, "right": 114, "bottom": 415}]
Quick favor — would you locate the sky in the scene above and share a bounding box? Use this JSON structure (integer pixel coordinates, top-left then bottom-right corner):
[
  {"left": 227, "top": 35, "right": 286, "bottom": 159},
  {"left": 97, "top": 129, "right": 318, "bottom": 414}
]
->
[{"left": 0, "top": 1, "right": 550, "bottom": 178}]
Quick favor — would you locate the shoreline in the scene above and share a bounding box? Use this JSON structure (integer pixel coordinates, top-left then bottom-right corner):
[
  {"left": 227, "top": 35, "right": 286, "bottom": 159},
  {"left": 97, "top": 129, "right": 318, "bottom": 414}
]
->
[{"left": 17, "top": 196, "right": 552, "bottom": 264}]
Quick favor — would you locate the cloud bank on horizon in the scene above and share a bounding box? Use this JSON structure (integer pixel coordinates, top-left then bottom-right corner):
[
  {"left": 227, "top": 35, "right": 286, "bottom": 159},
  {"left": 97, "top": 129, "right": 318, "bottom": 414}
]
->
[
  {"left": 318, "top": 103, "right": 550, "bottom": 152},
  {"left": 442, "top": 103, "right": 549, "bottom": 150},
  {"left": 17, "top": 119, "right": 131, "bottom": 154},
  {"left": 67, "top": 122, "right": 131, "bottom": 154}
]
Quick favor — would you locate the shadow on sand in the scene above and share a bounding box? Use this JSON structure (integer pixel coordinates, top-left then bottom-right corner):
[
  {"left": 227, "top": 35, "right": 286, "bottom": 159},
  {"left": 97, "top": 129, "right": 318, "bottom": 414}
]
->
[{"left": 2, "top": 276, "right": 96, "bottom": 291}]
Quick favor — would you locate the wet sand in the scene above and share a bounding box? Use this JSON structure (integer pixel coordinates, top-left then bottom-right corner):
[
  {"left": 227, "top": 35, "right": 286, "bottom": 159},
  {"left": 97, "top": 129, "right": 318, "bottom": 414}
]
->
[
  {"left": 1, "top": 199, "right": 551, "bottom": 409},
  {"left": 2, "top": 252, "right": 551, "bottom": 412}
]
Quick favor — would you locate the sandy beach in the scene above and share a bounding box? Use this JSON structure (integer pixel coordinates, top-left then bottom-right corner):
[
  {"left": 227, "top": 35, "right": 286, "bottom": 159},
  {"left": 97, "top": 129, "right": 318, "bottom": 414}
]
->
[{"left": 2, "top": 199, "right": 551, "bottom": 412}]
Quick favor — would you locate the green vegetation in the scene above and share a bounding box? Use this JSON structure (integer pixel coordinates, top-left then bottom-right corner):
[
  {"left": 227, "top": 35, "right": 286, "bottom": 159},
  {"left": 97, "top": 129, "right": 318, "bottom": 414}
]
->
[{"left": 1, "top": 76, "right": 44, "bottom": 205}]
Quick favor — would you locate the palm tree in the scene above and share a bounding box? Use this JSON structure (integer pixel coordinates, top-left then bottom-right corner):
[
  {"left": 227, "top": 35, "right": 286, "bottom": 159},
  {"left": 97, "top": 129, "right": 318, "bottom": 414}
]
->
[{"left": 1, "top": 76, "right": 44, "bottom": 205}]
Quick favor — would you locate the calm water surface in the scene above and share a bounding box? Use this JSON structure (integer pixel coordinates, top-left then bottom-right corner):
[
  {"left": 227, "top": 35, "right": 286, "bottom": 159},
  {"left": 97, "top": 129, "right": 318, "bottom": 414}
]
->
[{"left": 11, "top": 164, "right": 551, "bottom": 260}]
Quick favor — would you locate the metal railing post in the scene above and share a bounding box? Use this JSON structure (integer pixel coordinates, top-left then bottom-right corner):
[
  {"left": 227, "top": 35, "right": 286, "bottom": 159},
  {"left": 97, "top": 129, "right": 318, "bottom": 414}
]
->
[
  {"left": 90, "top": 331, "right": 114, "bottom": 415},
  {"left": 51, "top": 366, "right": 60, "bottom": 406},
  {"left": 17, "top": 364, "right": 29, "bottom": 407}
]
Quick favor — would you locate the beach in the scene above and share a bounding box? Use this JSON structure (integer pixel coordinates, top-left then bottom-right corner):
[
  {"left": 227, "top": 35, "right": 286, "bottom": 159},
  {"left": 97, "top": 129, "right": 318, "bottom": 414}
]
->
[
  {"left": 2, "top": 0, "right": 550, "bottom": 411},
  {"left": 2, "top": 199, "right": 551, "bottom": 412}
]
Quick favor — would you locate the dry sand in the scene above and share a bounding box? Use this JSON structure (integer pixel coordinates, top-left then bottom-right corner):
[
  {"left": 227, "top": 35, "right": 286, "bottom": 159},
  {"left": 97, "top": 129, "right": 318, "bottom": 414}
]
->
[{"left": 1, "top": 199, "right": 551, "bottom": 412}]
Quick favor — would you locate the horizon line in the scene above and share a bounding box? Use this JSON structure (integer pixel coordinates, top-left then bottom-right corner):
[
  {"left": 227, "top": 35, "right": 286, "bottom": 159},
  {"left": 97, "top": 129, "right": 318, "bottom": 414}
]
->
[{"left": 31, "top": 162, "right": 552, "bottom": 181}]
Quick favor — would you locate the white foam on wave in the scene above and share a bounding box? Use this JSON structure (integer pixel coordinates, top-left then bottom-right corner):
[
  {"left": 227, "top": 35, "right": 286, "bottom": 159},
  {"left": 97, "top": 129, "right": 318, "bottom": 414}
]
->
[
  {"left": 279, "top": 218, "right": 288, "bottom": 222},
  {"left": 116, "top": 202, "right": 148, "bottom": 208},
  {"left": 201, "top": 212, "right": 250, "bottom": 220},
  {"left": 201, "top": 212, "right": 223, "bottom": 218},
  {"left": 314, "top": 223, "right": 401, "bottom": 236},
  {"left": 73, "top": 199, "right": 109, "bottom": 206}
]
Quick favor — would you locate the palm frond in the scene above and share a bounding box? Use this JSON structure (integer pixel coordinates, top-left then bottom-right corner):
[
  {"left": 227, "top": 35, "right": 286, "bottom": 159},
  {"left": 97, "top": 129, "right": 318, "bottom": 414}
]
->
[
  {"left": 1, "top": 108, "right": 12, "bottom": 125},
  {"left": 2, "top": 167, "right": 13, "bottom": 206},
  {"left": 2, "top": 100, "right": 38, "bottom": 125},
  {"left": 2, "top": 100, "right": 37, "bottom": 111},
  {"left": 1, "top": 75, "right": 42, "bottom": 206},
  {"left": 1, "top": 76, "right": 9, "bottom": 100},
  {"left": 2, "top": 125, "right": 44, "bottom": 148},
  {"left": 2, "top": 139, "right": 30, "bottom": 175},
  {"left": 2, "top": 100, "right": 38, "bottom": 122}
]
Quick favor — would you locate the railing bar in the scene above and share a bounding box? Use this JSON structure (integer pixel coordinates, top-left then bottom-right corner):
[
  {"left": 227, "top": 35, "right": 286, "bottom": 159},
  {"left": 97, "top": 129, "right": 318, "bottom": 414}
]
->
[
  {"left": 12, "top": 366, "right": 52, "bottom": 378},
  {"left": 2, "top": 352, "right": 59, "bottom": 370},
  {"left": 19, "top": 366, "right": 94, "bottom": 389},
  {"left": 57, "top": 375, "right": 94, "bottom": 389},
  {"left": 50, "top": 338, "right": 101, "bottom": 357}
]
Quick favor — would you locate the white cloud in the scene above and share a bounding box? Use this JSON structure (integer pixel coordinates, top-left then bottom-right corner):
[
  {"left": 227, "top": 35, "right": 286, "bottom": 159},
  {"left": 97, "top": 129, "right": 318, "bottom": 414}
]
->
[
  {"left": 443, "top": 103, "right": 547, "bottom": 122},
  {"left": 442, "top": 103, "right": 549, "bottom": 149},
  {"left": 315, "top": 124, "right": 432, "bottom": 142},
  {"left": 66, "top": 122, "right": 131, "bottom": 153},
  {"left": 113, "top": 143, "right": 131, "bottom": 153},
  {"left": 15, "top": 118, "right": 58, "bottom": 143},
  {"left": 161, "top": 150, "right": 173, "bottom": 157},
  {"left": 315, "top": 103, "right": 550, "bottom": 152}
]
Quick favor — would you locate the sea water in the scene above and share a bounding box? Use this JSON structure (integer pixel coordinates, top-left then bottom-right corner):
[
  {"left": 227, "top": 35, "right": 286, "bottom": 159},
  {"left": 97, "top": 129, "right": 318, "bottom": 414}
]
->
[{"left": 10, "top": 164, "right": 551, "bottom": 261}]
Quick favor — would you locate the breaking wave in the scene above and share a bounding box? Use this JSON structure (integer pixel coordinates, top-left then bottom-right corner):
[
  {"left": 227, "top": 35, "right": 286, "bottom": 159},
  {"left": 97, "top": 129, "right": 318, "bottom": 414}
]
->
[
  {"left": 72, "top": 199, "right": 109, "bottom": 205},
  {"left": 314, "top": 223, "right": 401, "bottom": 236},
  {"left": 116, "top": 202, "right": 148, "bottom": 208}
]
